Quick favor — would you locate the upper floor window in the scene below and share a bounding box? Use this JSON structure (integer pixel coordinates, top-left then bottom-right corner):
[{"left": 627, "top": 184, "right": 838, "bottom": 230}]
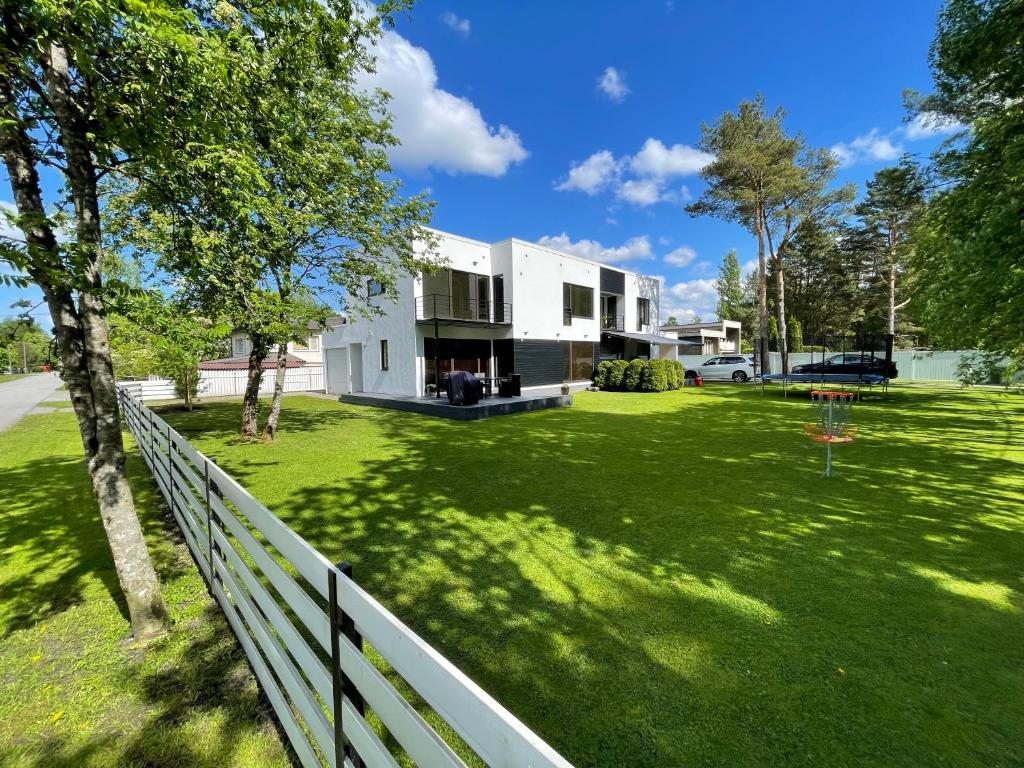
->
[
  {"left": 292, "top": 335, "right": 320, "bottom": 352},
  {"left": 562, "top": 282, "right": 594, "bottom": 325},
  {"left": 380, "top": 339, "right": 389, "bottom": 371},
  {"left": 367, "top": 279, "right": 384, "bottom": 297},
  {"left": 232, "top": 336, "right": 248, "bottom": 356},
  {"left": 636, "top": 298, "right": 651, "bottom": 331}
]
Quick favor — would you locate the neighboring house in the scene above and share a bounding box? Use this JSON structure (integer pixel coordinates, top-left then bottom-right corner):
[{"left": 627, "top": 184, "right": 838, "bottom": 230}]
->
[
  {"left": 661, "top": 320, "right": 742, "bottom": 356},
  {"left": 197, "top": 318, "right": 344, "bottom": 396},
  {"left": 226, "top": 319, "right": 345, "bottom": 366},
  {"left": 323, "top": 229, "right": 688, "bottom": 397}
]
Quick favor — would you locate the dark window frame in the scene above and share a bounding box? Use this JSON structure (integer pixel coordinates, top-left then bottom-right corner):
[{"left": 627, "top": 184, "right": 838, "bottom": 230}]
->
[
  {"left": 636, "top": 297, "right": 651, "bottom": 330},
  {"left": 563, "top": 282, "right": 594, "bottom": 325},
  {"left": 380, "top": 339, "right": 389, "bottom": 371}
]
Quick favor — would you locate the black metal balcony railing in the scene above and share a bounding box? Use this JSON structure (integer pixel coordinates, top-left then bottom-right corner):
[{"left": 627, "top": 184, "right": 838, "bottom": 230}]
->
[
  {"left": 601, "top": 314, "right": 624, "bottom": 331},
  {"left": 416, "top": 294, "right": 512, "bottom": 324}
]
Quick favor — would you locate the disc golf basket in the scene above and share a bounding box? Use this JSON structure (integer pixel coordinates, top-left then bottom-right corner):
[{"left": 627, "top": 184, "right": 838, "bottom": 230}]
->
[{"left": 803, "top": 390, "right": 858, "bottom": 477}]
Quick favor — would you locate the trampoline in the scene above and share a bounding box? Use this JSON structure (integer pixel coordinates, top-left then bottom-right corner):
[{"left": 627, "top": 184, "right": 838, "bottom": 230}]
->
[{"left": 760, "top": 371, "right": 889, "bottom": 397}]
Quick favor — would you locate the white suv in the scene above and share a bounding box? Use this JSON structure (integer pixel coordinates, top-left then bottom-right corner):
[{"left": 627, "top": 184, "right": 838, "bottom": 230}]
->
[{"left": 695, "top": 354, "right": 756, "bottom": 382}]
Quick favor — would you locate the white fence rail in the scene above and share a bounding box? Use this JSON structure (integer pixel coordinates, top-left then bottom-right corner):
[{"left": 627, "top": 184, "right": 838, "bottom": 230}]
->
[
  {"left": 117, "top": 386, "right": 572, "bottom": 768},
  {"left": 117, "top": 366, "right": 325, "bottom": 402},
  {"left": 200, "top": 365, "right": 325, "bottom": 397}
]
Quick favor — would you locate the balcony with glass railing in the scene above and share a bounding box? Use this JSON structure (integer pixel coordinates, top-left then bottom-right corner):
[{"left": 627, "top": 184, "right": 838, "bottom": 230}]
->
[{"left": 415, "top": 294, "right": 512, "bottom": 325}]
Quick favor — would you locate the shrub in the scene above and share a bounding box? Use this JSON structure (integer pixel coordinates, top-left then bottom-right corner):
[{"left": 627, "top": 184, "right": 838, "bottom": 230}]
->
[
  {"left": 594, "top": 360, "right": 612, "bottom": 389},
  {"left": 640, "top": 359, "right": 668, "bottom": 392},
  {"left": 673, "top": 360, "right": 686, "bottom": 389},
  {"left": 623, "top": 358, "right": 645, "bottom": 391},
  {"left": 608, "top": 359, "right": 628, "bottom": 389},
  {"left": 665, "top": 360, "right": 678, "bottom": 390}
]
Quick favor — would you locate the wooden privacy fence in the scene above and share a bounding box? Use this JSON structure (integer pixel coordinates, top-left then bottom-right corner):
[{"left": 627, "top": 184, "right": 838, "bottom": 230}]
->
[{"left": 117, "top": 386, "right": 573, "bottom": 768}]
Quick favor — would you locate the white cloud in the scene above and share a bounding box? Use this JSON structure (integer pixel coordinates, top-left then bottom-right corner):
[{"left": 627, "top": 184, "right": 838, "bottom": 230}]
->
[
  {"left": 536, "top": 233, "right": 654, "bottom": 264},
  {"left": 905, "top": 111, "right": 965, "bottom": 140},
  {"left": 361, "top": 28, "right": 527, "bottom": 176},
  {"left": 664, "top": 245, "right": 697, "bottom": 267},
  {"left": 554, "top": 150, "right": 620, "bottom": 194},
  {"left": 831, "top": 129, "right": 903, "bottom": 168},
  {"left": 658, "top": 236, "right": 672, "bottom": 246},
  {"left": 605, "top": 216, "right": 618, "bottom": 226},
  {"left": 597, "top": 67, "right": 629, "bottom": 103},
  {"left": 741, "top": 258, "right": 758, "bottom": 280},
  {"left": 617, "top": 178, "right": 664, "bottom": 206},
  {"left": 555, "top": 138, "right": 708, "bottom": 207},
  {"left": 439, "top": 11, "right": 470, "bottom": 36},
  {"left": 631, "top": 139, "right": 713, "bottom": 177},
  {"left": 665, "top": 278, "right": 718, "bottom": 321}
]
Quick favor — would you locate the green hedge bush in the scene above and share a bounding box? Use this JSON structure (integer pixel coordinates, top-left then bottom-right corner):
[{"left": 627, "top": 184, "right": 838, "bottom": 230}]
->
[
  {"left": 595, "top": 358, "right": 688, "bottom": 392},
  {"left": 623, "top": 358, "right": 645, "bottom": 391}
]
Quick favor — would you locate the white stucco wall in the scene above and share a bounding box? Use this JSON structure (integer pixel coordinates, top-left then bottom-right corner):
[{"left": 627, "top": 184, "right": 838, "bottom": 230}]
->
[{"left": 507, "top": 240, "right": 601, "bottom": 344}]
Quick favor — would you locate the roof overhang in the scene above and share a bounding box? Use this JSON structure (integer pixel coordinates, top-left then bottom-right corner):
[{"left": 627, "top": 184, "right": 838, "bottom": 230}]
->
[{"left": 603, "top": 331, "right": 700, "bottom": 346}]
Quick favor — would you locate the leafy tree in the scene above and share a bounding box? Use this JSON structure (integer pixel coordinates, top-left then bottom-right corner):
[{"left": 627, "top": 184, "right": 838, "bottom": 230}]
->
[
  {"left": 665, "top": 315, "right": 679, "bottom": 325},
  {"left": 910, "top": 0, "right": 1021, "bottom": 368},
  {"left": 0, "top": 1, "right": 231, "bottom": 638},
  {"left": 854, "top": 158, "right": 928, "bottom": 336},
  {"left": 113, "top": 0, "right": 434, "bottom": 441},
  {"left": 0, "top": 314, "right": 51, "bottom": 371},
  {"left": 715, "top": 249, "right": 743, "bottom": 321}
]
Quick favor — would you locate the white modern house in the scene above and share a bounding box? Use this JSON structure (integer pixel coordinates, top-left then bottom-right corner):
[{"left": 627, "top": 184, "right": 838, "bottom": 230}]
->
[
  {"left": 660, "top": 319, "right": 743, "bottom": 356},
  {"left": 323, "top": 229, "right": 686, "bottom": 397}
]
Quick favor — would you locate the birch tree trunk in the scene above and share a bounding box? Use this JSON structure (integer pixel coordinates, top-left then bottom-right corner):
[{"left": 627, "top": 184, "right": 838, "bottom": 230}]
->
[
  {"left": 262, "top": 342, "right": 289, "bottom": 441},
  {"left": 241, "top": 337, "right": 269, "bottom": 438},
  {"left": 0, "top": 44, "right": 169, "bottom": 640}
]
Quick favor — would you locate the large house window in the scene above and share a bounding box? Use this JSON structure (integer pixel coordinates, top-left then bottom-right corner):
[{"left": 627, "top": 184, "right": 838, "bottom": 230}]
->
[
  {"left": 563, "top": 341, "right": 595, "bottom": 381},
  {"left": 563, "top": 282, "right": 594, "bottom": 325},
  {"left": 636, "top": 297, "right": 651, "bottom": 331},
  {"left": 367, "top": 279, "right": 384, "bottom": 297},
  {"left": 232, "top": 336, "right": 247, "bottom": 356},
  {"left": 380, "top": 339, "right": 389, "bottom": 371}
]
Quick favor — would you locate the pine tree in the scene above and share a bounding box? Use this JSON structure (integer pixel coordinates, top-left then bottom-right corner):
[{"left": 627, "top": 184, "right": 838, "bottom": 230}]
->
[{"left": 715, "top": 250, "right": 743, "bottom": 321}]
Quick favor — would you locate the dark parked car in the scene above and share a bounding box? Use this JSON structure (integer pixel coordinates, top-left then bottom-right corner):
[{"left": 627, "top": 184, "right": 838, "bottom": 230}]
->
[{"left": 791, "top": 353, "right": 898, "bottom": 379}]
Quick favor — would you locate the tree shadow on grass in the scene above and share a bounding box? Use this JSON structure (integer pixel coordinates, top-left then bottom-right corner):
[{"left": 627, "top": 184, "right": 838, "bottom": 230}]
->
[{"left": 228, "top": 388, "right": 1024, "bottom": 767}]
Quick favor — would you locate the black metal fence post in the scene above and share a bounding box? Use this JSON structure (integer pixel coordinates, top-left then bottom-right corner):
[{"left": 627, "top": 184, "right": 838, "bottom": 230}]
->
[{"left": 329, "top": 561, "right": 365, "bottom": 768}]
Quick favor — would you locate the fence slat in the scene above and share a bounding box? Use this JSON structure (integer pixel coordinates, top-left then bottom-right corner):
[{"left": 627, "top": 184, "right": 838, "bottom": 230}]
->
[
  {"left": 337, "top": 633, "right": 466, "bottom": 768},
  {"left": 336, "top": 575, "right": 574, "bottom": 768},
  {"left": 339, "top": 695, "right": 401, "bottom": 768},
  {"left": 207, "top": 460, "right": 333, "bottom": 597},
  {"left": 213, "top": 523, "right": 333, "bottom": 705},
  {"left": 210, "top": 494, "right": 332, "bottom": 652},
  {"left": 213, "top": 579, "right": 322, "bottom": 768},
  {"left": 214, "top": 549, "right": 336, "bottom": 764}
]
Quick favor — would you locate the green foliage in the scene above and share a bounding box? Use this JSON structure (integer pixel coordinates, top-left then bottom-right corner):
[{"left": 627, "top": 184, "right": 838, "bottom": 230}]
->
[
  {"left": 593, "top": 360, "right": 612, "bottom": 389},
  {"left": 768, "top": 315, "right": 779, "bottom": 343},
  {"left": 639, "top": 359, "right": 669, "bottom": 392},
  {"left": 606, "top": 359, "right": 628, "bottom": 390},
  {"left": 715, "top": 250, "right": 743, "bottom": 321},
  {"left": 910, "top": 0, "right": 1023, "bottom": 368},
  {"left": 788, "top": 317, "right": 803, "bottom": 352},
  {"left": 623, "top": 358, "right": 645, "bottom": 391},
  {"left": 0, "top": 317, "right": 51, "bottom": 371}
]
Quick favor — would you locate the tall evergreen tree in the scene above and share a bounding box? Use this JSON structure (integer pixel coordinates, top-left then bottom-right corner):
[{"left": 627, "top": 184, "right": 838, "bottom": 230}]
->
[
  {"left": 715, "top": 250, "right": 743, "bottom": 321},
  {"left": 854, "top": 158, "right": 928, "bottom": 336}
]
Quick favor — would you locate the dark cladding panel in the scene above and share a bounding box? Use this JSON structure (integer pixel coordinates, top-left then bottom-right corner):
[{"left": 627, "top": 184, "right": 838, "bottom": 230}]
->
[
  {"left": 600, "top": 268, "right": 625, "bottom": 295},
  {"left": 513, "top": 340, "right": 565, "bottom": 387}
]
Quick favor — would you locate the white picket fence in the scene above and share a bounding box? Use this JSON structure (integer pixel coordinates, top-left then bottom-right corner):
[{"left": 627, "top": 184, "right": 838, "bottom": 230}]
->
[
  {"left": 117, "top": 385, "right": 572, "bottom": 768},
  {"left": 117, "top": 366, "right": 325, "bottom": 402}
]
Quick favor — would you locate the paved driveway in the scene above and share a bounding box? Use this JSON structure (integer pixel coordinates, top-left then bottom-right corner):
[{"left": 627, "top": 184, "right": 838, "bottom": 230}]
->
[{"left": 0, "top": 373, "right": 63, "bottom": 431}]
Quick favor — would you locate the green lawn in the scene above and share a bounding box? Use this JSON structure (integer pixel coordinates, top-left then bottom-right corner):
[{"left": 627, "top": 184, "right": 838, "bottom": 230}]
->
[
  {"left": 0, "top": 373, "right": 30, "bottom": 383},
  {"left": 156, "top": 386, "right": 1024, "bottom": 768},
  {"left": 0, "top": 413, "right": 289, "bottom": 767}
]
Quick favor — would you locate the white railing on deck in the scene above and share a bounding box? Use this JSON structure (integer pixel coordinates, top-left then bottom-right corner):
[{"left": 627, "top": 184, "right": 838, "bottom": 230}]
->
[{"left": 117, "top": 385, "right": 573, "bottom": 768}]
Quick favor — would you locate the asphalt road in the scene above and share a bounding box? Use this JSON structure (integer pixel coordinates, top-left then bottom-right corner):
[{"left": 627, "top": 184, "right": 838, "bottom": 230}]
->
[{"left": 0, "top": 373, "right": 63, "bottom": 432}]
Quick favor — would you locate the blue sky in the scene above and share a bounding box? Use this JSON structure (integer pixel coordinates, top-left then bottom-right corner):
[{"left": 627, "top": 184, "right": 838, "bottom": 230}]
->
[{"left": 2, "top": 0, "right": 957, "bottom": 327}]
